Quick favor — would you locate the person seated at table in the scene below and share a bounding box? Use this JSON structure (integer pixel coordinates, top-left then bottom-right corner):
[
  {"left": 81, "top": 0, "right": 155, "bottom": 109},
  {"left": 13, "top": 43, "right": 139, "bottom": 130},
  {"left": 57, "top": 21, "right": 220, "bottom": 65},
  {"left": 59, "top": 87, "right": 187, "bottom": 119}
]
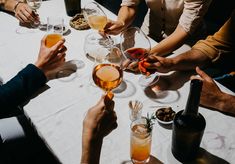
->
[
  {"left": 103, "top": 0, "right": 212, "bottom": 57},
  {"left": 191, "top": 67, "right": 235, "bottom": 116},
  {"left": 0, "top": 35, "right": 66, "bottom": 163},
  {"left": 1, "top": 35, "right": 66, "bottom": 117},
  {"left": 136, "top": 9, "right": 235, "bottom": 114},
  {"left": 0, "top": 0, "right": 39, "bottom": 25},
  {"left": 81, "top": 95, "right": 117, "bottom": 164}
]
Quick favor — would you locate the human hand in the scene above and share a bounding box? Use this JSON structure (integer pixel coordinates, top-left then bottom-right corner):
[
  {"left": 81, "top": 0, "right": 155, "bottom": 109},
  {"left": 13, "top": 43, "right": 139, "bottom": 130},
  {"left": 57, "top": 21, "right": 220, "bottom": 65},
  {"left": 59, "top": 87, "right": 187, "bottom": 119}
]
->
[
  {"left": 81, "top": 95, "right": 117, "bottom": 164},
  {"left": 138, "top": 55, "right": 173, "bottom": 74},
  {"left": 102, "top": 19, "right": 125, "bottom": 35},
  {"left": 82, "top": 95, "right": 117, "bottom": 141},
  {"left": 35, "top": 35, "right": 67, "bottom": 79},
  {"left": 122, "top": 54, "right": 173, "bottom": 74},
  {"left": 122, "top": 59, "right": 139, "bottom": 73},
  {"left": 190, "top": 67, "right": 224, "bottom": 110},
  {"left": 14, "top": 2, "right": 39, "bottom": 25}
]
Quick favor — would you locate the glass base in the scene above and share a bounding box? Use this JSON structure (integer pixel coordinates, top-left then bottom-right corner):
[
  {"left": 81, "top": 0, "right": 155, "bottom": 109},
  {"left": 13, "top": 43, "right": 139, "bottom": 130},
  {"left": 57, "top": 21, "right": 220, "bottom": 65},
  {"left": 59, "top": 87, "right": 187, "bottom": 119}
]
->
[
  {"left": 131, "top": 156, "right": 150, "bottom": 164},
  {"left": 112, "top": 79, "right": 136, "bottom": 98},
  {"left": 84, "top": 32, "right": 114, "bottom": 62},
  {"left": 56, "top": 60, "right": 85, "bottom": 82},
  {"left": 16, "top": 26, "right": 39, "bottom": 34}
]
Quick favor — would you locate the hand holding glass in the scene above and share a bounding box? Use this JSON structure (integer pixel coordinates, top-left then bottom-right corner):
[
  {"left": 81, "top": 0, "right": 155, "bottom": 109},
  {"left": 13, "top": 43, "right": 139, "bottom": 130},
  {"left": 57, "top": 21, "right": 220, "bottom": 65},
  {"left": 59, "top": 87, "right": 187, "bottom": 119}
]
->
[
  {"left": 16, "top": 0, "right": 42, "bottom": 34},
  {"left": 120, "top": 27, "right": 159, "bottom": 87}
]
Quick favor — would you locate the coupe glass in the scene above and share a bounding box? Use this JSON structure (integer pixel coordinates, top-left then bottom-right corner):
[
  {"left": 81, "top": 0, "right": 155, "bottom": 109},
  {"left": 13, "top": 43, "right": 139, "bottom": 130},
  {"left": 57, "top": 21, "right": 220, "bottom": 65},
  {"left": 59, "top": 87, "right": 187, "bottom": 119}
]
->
[
  {"left": 120, "top": 27, "right": 159, "bottom": 87},
  {"left": 16, "top": 0, "right": 42, "bottom": 34}
]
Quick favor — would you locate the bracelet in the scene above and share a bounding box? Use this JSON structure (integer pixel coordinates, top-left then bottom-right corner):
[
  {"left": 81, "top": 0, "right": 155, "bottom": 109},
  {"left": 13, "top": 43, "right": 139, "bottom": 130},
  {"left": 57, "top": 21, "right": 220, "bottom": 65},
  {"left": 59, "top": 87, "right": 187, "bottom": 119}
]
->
[{"left": 13, "top": 1, "right": 23, "bottom": 13}]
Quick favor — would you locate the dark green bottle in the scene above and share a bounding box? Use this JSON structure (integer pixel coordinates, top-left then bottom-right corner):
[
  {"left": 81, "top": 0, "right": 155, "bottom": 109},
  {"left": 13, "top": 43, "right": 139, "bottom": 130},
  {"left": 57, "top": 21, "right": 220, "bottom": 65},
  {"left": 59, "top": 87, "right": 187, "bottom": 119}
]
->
[
  {"left": 171, "top": 79, "right": 206, "bottom": 162},
  {"left": 64, "top": 0, "right": 81, "bottom": 16}
]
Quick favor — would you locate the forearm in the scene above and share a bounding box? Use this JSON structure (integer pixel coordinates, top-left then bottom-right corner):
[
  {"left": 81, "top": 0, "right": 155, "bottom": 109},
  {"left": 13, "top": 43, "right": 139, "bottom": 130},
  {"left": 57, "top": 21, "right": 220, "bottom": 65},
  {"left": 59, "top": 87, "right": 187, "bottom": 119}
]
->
[
  {"left": 150, "top": 25, "right": 188, "bottom": 56},
  {"left": 171, "top": 49, "right": 211, "bottom": 71},
  {"left": 81, "top": 139, "right": 103, "bottom": 164},
  {"left": 117, "top": 6, "right": 137, "bottom": 29},
  {"left": 216, "top": 93, "right": 235, "bottom": 115},
  {"left": 3, "top": 0, "right": 19, "bottom": 12},
  {"left": 0, "top": 64, "right": 46, "bottom": 110}
]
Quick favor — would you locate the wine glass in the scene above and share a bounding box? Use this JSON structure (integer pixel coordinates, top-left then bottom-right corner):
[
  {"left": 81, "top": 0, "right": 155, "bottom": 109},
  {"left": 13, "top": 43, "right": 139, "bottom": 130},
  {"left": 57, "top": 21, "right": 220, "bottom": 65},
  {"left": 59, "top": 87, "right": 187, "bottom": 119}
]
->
[
  {"left": 16, "top": 0, "right": 42, "bottom": 34},
  {"left": 120, "top": 27, "right": 159, "bottom": 87},
  {"left": 83, "top": 2, "right": 114, "bottom": 46},
  {"left": 92, "top": 46, "right": 124, "bottom": 97},
  {"left": 83, "top": 2, "right": 107, "bottom": 31},
  {"left": 83, "top": 32, "right": 113, "bottom": 90}
]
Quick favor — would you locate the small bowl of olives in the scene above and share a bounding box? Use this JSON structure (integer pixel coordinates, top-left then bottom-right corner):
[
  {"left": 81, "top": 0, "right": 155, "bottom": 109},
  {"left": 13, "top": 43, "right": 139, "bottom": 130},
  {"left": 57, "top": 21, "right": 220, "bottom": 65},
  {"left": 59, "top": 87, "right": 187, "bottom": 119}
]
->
[{"left": 155, "top": 106, "right": 175, "bottom": 125}]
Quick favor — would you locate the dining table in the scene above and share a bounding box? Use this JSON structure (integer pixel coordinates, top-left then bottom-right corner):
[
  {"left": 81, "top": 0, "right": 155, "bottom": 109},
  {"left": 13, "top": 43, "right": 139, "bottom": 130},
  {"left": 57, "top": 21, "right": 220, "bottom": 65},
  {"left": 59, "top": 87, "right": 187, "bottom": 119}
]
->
[{"left": 1, "top": 0, "right": 235, "bottom": 163}]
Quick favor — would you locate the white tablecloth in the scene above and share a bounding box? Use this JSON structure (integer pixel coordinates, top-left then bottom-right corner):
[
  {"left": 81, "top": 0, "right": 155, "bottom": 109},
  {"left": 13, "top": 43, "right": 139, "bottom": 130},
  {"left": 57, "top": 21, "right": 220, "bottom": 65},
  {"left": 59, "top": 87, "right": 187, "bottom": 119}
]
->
[{"left": 1, "top": 0, "right": 235, "bottom": 163}]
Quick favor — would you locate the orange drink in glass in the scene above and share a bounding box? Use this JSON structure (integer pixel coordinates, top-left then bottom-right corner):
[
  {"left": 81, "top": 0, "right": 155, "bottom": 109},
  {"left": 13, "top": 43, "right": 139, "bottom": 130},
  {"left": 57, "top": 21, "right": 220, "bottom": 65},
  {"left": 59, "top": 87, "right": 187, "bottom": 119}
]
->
[
  {"left": 45, "top": 33, "right": 62, "bottom": 48},
  {"left": 130, "top": 118, "right": 152, "bottom": 164},
  {"left": 92, "top": 63, "right": 123, "bottom": 92},
  {"left": 83, "top": 2, "right": 107, "bottom": 31},
  {"left": 87, "top": 15, "right": 107, "bottom": 30},
  {"left": 46, "top": 17, "right": 64, "bottom": 48}
]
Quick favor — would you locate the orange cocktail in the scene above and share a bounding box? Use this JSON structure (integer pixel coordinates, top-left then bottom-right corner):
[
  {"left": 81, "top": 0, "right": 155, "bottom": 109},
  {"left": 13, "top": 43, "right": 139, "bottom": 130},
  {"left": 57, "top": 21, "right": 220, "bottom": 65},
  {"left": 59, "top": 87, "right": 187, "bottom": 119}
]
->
[
  {"left": 130, "top": 118, "right": 152, "bottom": 164},
  {"left": 45, "top": 33, "right": 62, "bottom": 48}
]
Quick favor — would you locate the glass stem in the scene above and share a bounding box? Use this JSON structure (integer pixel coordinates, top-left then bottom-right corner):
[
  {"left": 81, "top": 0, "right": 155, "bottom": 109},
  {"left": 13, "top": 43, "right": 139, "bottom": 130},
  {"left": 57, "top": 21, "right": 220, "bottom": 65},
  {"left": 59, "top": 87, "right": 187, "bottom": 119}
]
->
[{"left": 105, "top": 91, "right": 114, "bottom": 100}]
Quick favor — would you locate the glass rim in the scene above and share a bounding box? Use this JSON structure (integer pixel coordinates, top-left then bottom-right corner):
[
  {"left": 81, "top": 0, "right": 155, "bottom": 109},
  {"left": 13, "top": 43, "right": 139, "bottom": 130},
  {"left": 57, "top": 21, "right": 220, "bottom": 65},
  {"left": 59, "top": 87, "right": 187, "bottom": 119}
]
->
[
  {"left": 130, "top": 117, "right": 152, "bottom": 134},
  {"left": 120, "top": 26, "right": 151, "bottom": 53}
]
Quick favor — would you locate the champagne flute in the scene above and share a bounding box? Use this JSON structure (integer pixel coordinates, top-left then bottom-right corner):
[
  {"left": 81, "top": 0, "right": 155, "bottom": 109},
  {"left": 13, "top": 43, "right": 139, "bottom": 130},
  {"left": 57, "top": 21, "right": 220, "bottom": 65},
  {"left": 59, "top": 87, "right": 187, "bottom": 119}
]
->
[
  {"left": 16, "top": 0, "right": 42, "bottom": 34},
  {"left": 92, "top": 46, "right": 124, "bottom": 97},
  {"left": 120, "top": 27, "right": 159, "bottom": 87}
]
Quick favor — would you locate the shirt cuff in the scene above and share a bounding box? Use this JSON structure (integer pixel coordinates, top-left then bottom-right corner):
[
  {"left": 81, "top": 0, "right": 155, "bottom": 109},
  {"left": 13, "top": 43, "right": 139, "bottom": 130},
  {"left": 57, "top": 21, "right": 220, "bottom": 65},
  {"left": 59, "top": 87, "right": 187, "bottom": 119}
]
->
[{"left": 121, "top": 0, "right": 140, "bottom": 6}]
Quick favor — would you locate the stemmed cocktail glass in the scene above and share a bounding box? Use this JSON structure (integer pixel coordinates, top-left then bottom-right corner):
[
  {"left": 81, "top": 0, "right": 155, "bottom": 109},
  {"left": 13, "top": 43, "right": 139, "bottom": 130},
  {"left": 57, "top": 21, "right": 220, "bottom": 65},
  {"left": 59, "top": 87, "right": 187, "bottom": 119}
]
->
[
  {"left": 120, "top": 27, "right": 159, "bottom": 87},
  {"left": 92, "top": 46, "right": 123, "bottom": 97},
  {"left": 83, "top": 2, "right": 107, "bottom": 31},
  {"left": 83, "top": 2, "right": 113, "bottom": 46}
]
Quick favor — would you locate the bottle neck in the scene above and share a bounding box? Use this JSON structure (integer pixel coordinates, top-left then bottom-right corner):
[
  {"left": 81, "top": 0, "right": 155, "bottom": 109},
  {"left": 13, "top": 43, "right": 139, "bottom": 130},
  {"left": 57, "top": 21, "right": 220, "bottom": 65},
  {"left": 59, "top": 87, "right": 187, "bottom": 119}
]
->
[{"left": 182, "top": 79, "right": 202, "bottom": 116}]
